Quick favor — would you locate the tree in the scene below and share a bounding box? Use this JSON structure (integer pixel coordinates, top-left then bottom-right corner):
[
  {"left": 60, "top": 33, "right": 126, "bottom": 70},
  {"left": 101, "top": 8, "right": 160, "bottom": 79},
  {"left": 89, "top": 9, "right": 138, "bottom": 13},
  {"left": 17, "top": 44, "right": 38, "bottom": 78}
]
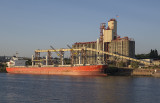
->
[
  {"left": 135, "top": 54, "right": 149, "bottom": 59},
  {"left": 117, "top": 61, "right": 125, "bottom": 67},
  {"left": 149, "top": 49, "right": 154, "bottom": 58},
  {"left": 26, "top": 59, "right": 32, "bottom": 65},
  {"left": 130, "top": 61, "right": 139, "bottom": 69},
  {"left": 149, "top": 49, "right": 158, "bottom": 59},
  {"left": 155, "top": 49, "right": 158, "bottom": 58},
  {"left": 136, "top": 49, "right": 159, "bottom": 59}
]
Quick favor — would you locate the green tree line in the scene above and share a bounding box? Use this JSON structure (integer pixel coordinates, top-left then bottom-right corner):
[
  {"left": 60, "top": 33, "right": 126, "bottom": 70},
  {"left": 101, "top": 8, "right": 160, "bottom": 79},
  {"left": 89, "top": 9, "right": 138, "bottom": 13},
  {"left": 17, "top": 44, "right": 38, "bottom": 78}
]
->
[{"left": 136, "top": 49, "right": 160, "bottom": 59}]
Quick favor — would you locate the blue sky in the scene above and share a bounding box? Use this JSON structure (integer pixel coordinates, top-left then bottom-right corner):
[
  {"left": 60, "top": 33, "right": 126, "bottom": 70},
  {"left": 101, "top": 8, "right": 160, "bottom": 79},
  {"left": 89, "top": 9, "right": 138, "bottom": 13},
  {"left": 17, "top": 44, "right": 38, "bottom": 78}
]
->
[{"left": 0, "top": 0, "right": 160, "bottom": 57}]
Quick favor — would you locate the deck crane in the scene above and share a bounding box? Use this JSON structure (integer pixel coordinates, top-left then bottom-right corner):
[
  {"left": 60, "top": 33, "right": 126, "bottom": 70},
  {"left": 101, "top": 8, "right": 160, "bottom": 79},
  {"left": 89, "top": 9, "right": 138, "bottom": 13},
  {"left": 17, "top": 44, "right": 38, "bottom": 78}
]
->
[
  {"left": 50, "top": 46, "right": 61, "bottom": 56},
  {"left": 67, "top": 45, "right": 87, "bottom": 65},
  {"left": 50, "top": 45, "right": 64, "bottom": 65},
  {"left": 67, "top": 45, "right": 78, "bottom": 65},
  {"left": 67, "top": 45, "right": 78, "bottom": 55}
]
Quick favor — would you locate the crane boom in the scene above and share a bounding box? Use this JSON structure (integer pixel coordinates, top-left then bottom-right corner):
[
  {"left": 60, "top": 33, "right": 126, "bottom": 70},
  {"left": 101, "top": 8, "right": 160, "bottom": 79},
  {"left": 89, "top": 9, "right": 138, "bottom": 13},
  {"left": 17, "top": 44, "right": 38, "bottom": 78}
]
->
[
  {"left": 67, "top": 45, "right": 77, "bottom": 55},
  {"left": 50, "top": 46, "right": 61, "bottom": 56},
  {"left": 50, "top": 45, "right": 65, "bottom": 65}
]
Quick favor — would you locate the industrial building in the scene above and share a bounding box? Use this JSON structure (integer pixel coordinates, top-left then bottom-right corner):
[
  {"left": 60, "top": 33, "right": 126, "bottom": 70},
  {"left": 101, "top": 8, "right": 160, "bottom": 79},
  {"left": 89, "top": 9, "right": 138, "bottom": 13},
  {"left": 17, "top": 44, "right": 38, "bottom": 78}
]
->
[{"left": 72, "top": 18, "right": 135, "bottom": 64}]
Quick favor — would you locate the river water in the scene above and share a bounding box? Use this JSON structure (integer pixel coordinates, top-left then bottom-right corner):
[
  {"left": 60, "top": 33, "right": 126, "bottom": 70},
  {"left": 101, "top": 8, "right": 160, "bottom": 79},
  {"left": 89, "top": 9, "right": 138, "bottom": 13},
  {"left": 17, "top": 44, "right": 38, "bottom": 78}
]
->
[{"left": 0, "top": 73, "right": 160, "bottom": 103}]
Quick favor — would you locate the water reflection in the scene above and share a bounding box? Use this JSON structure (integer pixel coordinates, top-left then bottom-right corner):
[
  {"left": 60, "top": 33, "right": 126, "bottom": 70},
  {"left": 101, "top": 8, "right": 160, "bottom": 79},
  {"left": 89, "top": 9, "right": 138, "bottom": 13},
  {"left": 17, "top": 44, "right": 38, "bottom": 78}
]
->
[{"left": 0, "top": 73, "right": 160, "bottom": 103}]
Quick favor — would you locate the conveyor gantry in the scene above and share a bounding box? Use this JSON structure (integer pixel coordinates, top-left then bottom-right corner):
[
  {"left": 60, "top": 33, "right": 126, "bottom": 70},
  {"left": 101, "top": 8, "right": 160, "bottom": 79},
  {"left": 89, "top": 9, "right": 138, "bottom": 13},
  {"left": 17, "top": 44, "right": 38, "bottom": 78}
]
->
[{"left": 35, "top": 48, "right": 152, "bottom": 66}]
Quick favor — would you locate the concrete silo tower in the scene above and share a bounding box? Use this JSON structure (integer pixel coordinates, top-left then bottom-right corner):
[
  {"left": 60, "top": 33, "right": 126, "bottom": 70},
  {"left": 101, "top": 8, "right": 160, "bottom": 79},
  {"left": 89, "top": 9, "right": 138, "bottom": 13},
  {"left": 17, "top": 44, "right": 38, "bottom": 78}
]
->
[{"left": 103, "top": 18, "right": 117, "bottom": 43}]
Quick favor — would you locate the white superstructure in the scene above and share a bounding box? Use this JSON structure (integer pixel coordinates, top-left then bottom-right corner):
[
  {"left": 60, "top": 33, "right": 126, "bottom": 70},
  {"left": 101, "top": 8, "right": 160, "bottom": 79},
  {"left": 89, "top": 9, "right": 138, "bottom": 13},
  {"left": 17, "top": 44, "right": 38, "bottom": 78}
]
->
[{"left": 7, "top": 56, "right": 27, "bottom": 67}]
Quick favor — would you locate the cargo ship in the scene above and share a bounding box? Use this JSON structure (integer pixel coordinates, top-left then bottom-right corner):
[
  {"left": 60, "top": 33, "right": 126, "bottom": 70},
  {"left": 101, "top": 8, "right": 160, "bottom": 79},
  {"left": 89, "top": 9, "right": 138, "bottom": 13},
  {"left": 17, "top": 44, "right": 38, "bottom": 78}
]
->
[
  {"left": 6, "top": 65, "right": 107, "bottom": 76},
  {"left": 6, "top": 54, "right": 107, "bottom": 76}
]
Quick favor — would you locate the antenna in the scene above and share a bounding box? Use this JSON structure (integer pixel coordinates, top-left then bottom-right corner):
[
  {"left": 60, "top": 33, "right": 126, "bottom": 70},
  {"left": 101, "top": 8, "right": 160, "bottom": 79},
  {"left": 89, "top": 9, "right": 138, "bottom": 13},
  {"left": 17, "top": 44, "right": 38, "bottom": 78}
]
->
[{"left": 16, "top": 51, "right": 19, "bottom": 57}]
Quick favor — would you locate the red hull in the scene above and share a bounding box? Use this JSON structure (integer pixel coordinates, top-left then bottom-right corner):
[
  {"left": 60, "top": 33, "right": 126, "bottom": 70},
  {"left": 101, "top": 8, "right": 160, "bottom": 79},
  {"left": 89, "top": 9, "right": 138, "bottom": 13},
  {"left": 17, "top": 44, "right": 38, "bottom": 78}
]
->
[{"left": 6, "top": 65, "right": 107, "bottom": 76}]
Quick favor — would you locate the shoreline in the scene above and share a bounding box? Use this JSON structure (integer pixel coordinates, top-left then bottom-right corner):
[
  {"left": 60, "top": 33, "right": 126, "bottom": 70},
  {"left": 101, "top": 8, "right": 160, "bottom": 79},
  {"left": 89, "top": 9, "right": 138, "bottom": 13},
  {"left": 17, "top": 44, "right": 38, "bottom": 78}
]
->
[
  {"left": 107, "top": 67, "right": 159, "bottom": 77},
  {"left": 0, "top": 67, "right": 7, "bottom": 73}
]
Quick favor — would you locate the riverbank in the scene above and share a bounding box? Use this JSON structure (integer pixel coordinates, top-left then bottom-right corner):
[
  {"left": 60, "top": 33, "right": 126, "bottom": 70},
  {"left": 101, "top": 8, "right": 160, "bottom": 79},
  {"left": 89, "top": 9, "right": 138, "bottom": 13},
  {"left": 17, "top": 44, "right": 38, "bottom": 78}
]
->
[
  {"left": 106, "top": 67, "right": 159, "bottom": 77},
  {"left": 0, "top": 67, "right": 7, "bottom": 73},
  {"left": 0, "top": 63, "right": 7, "bottom": 73},
  {"left": 131, "top": 69, "right": 158, "bottom": 76}
]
